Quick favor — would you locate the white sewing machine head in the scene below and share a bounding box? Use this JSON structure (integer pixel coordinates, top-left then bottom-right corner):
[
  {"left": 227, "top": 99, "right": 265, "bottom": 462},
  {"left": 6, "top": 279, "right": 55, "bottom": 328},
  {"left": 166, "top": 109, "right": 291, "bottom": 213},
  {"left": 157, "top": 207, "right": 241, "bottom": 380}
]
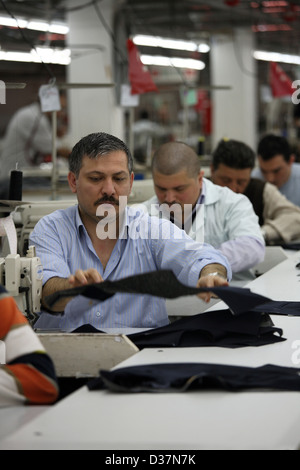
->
[{"left": 0, "top": 246, "right": 43, "bottom": 324}]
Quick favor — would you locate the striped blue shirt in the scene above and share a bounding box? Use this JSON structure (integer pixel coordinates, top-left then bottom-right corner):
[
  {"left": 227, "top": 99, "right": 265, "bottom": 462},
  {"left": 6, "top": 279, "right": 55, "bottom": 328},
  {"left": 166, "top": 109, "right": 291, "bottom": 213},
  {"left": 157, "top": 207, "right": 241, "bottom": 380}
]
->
[{"left": 29, "top": 205, "right": 231, "bottom": 331}]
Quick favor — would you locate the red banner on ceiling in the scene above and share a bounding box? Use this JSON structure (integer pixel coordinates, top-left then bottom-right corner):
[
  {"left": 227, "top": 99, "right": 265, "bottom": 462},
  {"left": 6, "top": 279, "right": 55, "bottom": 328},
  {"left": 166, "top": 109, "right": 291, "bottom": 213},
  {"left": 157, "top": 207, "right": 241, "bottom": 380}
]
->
[
  {"left": 127, "top": 38, "right": 158, "bottom": 95},
  {"left": 270, "top": 61, "right": 294, "bottom": 98}
]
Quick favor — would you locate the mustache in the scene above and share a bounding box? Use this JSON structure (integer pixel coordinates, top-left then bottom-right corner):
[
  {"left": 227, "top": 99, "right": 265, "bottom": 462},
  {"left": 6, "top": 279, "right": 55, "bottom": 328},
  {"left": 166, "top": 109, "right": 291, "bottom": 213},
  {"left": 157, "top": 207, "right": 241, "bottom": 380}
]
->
[{"left": 94, "top": 196, "right": 119, "bottom": 206}]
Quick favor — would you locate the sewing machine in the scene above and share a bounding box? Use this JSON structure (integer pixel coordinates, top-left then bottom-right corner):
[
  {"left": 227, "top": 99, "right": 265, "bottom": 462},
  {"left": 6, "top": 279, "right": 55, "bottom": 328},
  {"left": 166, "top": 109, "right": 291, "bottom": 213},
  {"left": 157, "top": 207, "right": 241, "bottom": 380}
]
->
[{"left": 0, "top": 246, "right": 43, "bottom": 323}]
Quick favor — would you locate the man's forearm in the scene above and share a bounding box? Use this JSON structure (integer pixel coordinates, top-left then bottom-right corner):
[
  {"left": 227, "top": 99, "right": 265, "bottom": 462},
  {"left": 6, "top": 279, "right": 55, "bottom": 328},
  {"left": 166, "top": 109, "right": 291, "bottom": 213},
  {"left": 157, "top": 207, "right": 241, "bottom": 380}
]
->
[{"left": 42, "top": 277, "right": 73, "bottom": 312}]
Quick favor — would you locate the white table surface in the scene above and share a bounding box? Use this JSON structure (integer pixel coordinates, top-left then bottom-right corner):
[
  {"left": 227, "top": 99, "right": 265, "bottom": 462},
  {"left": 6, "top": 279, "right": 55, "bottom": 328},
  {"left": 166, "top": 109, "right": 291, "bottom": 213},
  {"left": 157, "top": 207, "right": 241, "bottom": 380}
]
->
[
  {"left": 1, "top": 251, "right": 300, "bottom": 450},
  {"left": 1, "top": 313, "right": 300, "bottom": 451}
]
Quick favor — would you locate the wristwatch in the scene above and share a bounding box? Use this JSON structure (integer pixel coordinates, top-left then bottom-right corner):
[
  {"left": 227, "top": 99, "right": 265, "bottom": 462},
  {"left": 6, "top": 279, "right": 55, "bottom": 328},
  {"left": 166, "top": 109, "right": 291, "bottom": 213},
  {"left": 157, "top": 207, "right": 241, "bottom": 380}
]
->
[{"left": 204, "top": 271, "right": 227, "bottom": 280}]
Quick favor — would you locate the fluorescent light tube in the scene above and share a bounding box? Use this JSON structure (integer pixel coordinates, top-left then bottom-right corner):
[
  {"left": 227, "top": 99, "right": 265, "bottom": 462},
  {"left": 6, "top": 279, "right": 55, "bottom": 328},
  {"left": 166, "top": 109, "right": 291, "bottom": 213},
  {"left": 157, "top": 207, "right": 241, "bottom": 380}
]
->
[
  {"left": 133, "top": 35, "right": 210, "bottom": 53},
  {"left": 141, "top": 54, "right": 205, "bottom": 70}
]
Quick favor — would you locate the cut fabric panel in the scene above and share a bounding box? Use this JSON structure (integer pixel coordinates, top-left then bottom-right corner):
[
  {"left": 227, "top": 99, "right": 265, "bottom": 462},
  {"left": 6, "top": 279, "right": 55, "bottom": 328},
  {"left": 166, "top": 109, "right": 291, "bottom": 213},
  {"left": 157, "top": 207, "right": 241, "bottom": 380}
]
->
[
  {"left": 253, "top": 301, "right": 300, "bottom": 316},
  {"left": 87, "top": 362, "right": 300, "bottom": 393},
  {"left": 127, "top": 310, "right": 285, "bottom": 349},
  {"left": 73, "top": 309, "right": 285, "bottom": 349}
]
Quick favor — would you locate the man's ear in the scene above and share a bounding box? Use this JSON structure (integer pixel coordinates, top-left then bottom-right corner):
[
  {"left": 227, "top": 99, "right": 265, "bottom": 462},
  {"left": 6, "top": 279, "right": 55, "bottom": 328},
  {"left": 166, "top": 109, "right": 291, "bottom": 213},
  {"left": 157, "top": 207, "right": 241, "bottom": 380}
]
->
[
  {"left": 68, "top": 172, "right": 77, "bottom": 193},
  {"left": 290, "top": 154, "right": 296, "bottom": 165},
  {"left": 198, "top": 169, "right": 205, "bottom": 182},
  {"left": 129, "top": 172, "right": 134, "bottom": 193}
]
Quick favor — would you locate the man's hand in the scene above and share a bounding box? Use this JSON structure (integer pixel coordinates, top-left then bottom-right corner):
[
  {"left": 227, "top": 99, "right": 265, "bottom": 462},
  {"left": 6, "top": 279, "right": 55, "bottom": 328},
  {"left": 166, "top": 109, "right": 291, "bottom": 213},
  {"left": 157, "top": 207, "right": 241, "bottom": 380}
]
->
[
  {"left": 68, "top": 268, "right": 104, "bottom": 287},
  {"left": 197, "top": 264, "right": 229, "bottom": 303},
  {"left": 42, "top": 269, "right": 103, "bottom": 312}
]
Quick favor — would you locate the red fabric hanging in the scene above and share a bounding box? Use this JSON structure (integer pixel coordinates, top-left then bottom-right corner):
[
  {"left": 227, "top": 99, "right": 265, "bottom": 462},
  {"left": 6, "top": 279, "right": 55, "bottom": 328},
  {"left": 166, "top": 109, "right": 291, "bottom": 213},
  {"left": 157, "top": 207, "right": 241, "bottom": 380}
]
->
[
  {"left": 270, "top": 61, "right": 294, "bottom": 98},
  {"left": 127, "top": 38, "right": 158, "bottom": 95}
]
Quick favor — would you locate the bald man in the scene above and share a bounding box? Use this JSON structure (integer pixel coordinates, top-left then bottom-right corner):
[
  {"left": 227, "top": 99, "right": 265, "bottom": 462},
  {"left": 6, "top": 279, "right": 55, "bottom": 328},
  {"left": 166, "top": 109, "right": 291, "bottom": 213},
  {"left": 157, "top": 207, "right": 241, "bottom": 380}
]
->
[{"left": 142, "top": 141, "right": 265, "bottom": 281}]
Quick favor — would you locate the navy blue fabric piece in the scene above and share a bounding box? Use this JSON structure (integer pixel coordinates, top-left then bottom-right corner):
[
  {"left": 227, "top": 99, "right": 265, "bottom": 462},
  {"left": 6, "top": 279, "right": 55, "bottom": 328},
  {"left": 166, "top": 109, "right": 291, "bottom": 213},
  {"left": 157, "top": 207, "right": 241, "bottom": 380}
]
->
[
  {"left": 253, "top": 301, "right": 300, "bottom": 316},
  {"left": 280, "top": 243, "right": 300, "bottom": 251},
  {"left": 45, "top": 270, "right": 272, "bottom": 316},
  {"left": 73, "top": 309, "right": 285, "bottom": 349},
  {"left": 127, "top": 310, "right": 284, "bottom": 349},
  {"left": 87, "top": 362, "right": 300, "bottom": 393}
]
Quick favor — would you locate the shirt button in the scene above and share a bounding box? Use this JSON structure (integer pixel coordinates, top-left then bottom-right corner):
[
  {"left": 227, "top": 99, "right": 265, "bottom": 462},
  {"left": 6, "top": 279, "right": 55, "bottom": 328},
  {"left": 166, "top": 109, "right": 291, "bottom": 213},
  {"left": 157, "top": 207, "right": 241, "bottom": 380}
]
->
[{"left": 96, "top": 312, "right": 101, "bottom": 317}]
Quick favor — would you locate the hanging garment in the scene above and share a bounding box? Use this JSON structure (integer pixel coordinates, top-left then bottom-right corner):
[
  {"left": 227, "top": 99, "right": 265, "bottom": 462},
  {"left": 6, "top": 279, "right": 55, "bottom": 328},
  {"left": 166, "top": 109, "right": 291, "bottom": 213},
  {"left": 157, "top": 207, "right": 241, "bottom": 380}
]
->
[{"left": 87, "top": 362, "right": 300, "bottom": 393}]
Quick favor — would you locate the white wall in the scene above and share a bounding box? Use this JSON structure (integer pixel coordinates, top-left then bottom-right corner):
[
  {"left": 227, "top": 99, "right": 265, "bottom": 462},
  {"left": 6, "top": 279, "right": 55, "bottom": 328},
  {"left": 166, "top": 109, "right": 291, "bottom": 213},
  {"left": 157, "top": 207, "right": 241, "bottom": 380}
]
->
[
  {"left": 211, "top": 28, "right": 257, "bottom": 150},
  {"left": 66, "top": 0, "right": 124, "bottom": 146}
]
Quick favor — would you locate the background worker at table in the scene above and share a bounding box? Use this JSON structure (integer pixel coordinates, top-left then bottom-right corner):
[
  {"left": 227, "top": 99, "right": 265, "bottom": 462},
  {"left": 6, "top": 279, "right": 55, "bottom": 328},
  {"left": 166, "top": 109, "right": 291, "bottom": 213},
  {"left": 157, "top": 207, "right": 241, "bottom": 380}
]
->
[
  {"left": 0, "top": 285, "right": 59, "bottom": 407},
  {"left": 210, "top": 138, "right": 300, "bottom": 245},
  {"left": 29, "top": 132, "right": 231, "bottom": 332},
  {"left": 0, "top": 91, "right": 71, "bottom": 199},
  {"left": 252, "top": 134, "right": 300, "bottom": 207},
  {"left": 142, "top": 141, "right": 265, "bottom": 280}
]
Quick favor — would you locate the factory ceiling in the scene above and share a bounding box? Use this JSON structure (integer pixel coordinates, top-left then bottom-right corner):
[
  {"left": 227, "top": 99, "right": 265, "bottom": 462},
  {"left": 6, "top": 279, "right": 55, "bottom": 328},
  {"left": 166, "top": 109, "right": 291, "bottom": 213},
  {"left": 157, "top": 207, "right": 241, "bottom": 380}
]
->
[{"left": 0, "top": 0, "right": 299, "bottom": 56}]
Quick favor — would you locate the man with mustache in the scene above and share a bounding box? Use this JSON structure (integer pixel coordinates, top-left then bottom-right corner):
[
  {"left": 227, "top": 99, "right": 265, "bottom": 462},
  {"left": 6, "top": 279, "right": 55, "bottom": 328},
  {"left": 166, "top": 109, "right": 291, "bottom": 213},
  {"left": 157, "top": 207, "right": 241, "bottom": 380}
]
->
[{"left": 29, "top": 132, "right": 231, "bottom": 331}]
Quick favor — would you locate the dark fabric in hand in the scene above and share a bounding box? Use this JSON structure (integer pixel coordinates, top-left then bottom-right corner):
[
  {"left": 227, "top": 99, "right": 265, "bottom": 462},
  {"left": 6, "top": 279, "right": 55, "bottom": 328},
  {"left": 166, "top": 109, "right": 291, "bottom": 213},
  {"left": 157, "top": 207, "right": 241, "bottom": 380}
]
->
[{"left": 45, "top": 270, "right": 271, "bottom": 316}]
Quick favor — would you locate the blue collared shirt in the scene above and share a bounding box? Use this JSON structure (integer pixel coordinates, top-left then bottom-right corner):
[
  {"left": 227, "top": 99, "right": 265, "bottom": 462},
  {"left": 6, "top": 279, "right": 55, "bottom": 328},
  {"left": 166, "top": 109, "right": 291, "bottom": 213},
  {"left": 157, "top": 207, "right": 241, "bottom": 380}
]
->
[
  {"left": 29, "top": 204, "right": 231, "bottom": 331},
  {"left": 252, "top": 163, "right": 300, "bottom": 207}
]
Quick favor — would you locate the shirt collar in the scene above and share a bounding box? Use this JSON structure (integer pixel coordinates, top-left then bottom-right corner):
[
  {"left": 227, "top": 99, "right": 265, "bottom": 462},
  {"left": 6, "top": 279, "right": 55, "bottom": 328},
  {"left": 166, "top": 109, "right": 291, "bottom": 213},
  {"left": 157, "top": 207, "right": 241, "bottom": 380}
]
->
[{"left": 75, "top": 204, "right": 130, "bottom": 239}]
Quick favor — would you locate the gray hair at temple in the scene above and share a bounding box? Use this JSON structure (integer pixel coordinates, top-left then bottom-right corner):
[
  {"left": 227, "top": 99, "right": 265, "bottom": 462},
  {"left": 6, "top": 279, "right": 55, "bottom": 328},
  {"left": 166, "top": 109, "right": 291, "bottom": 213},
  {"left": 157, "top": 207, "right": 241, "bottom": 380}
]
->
[
  {"left": 69, "top": 132, "right": 134, "bottom": 177},
  {"left": 152, "top": 141, "right": 201, "bottom": 177},
  {"left": 212, "top": 139, "right": 256, "bottom": 170}
]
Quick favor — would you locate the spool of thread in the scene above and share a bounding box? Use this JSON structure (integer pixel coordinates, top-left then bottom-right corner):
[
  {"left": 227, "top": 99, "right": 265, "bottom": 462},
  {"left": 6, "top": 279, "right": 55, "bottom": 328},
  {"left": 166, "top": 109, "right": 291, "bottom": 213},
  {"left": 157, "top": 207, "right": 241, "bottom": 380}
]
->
[{"left": 8, "top": 169, "right": 23, "bottom": 201}]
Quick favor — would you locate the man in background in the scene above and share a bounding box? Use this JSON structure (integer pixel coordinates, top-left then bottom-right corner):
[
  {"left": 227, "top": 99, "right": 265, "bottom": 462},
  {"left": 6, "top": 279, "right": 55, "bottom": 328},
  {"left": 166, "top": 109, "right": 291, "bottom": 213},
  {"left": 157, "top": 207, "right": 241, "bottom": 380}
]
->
[
  {"left": 252, "top": 134, "right": 300, "bottom": 207},
  {"left": 211, "top": 138, "right": 300, "bottom": 244},
  {"left": 142, "top": 141, "right": 265, "bottom": 281},
  {"left": 0, "top": 91, "right": 71, "bottom": 199}
]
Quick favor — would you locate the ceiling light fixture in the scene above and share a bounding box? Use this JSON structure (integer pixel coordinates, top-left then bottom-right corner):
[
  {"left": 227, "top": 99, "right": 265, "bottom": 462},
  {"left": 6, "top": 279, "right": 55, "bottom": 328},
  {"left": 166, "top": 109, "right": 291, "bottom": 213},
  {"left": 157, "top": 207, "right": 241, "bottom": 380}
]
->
[
  {"left": 0, "top": 47, "right": 71, "bottom": 65},
  {"left": 0, "top": 15, "right": 69, "bottom": 35},
  {"left": 141, "top": 54, "right": 205, "bottom": 70},
  {"left": 253, "top": 50, "right": 300, "bottom": 65},
  {"left": 133, "top": 35, "right": 210, "bottom": 53}
]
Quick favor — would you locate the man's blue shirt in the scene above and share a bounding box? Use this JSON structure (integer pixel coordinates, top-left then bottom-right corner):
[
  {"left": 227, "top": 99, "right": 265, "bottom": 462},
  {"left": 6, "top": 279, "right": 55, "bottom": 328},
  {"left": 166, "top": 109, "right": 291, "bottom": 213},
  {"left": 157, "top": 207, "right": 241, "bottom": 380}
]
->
[{"left": 30, "top": 205, "right": 231, "bottom": 331}]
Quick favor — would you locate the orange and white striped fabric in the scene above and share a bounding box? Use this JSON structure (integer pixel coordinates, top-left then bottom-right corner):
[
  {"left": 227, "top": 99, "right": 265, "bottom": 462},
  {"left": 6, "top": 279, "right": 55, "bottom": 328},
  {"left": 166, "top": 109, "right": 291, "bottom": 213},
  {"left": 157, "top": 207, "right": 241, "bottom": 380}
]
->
[{"left": 0, "top": 285, "right": 59, "bottom": 407}]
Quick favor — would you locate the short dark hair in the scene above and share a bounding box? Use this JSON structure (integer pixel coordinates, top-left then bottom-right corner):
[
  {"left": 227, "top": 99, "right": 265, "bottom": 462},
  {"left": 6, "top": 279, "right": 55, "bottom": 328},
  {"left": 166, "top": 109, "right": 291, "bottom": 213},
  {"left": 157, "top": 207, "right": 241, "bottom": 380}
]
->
[
  {"left": 212, "top": 139, "right": 255, "bottom": 170},
  {"left": 257, "top": 134, "right": 291, "bottom": 162},
  {"left": 69, "top": 132, "right": 133, "bottom": 177}
]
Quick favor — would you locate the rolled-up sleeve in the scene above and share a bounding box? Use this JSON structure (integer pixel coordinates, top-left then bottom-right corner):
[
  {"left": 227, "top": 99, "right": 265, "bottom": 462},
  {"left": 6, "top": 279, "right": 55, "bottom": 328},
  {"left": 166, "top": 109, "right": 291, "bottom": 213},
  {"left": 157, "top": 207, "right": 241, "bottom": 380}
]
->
[{"left": 148, "top": 217, "right": 232, "bottom": 286}]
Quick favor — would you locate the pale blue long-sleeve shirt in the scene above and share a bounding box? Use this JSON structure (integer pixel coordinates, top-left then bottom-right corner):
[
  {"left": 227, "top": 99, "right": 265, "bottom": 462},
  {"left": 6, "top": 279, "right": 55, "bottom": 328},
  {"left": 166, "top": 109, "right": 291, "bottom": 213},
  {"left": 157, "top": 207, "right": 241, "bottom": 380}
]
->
[
  {"left": 29, "top": 204, "right": 231, "bottom": 331},
  {"left": 252, "top": 163, "right": 300, "bottom": 207}
]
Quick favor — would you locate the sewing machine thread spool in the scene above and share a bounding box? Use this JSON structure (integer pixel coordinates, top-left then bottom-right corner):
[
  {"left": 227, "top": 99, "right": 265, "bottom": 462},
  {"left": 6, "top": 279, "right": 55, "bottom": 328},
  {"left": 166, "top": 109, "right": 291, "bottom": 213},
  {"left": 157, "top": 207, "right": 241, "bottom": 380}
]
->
[{"left": 8, "top": 169, "right": 23, "bottom": 201}]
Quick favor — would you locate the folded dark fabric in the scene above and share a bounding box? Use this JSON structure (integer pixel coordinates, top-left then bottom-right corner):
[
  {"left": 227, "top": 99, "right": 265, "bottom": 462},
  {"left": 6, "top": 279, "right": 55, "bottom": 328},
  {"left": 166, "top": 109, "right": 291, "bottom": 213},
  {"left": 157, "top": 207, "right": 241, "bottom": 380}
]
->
[
  {"left": 280, "top": 243, "right": 300, "bottom": 251},
  {"left": 45, "top": 269, "right": 271, "bottom": 316},
  {"left": 87, "top": 362, "right": 300, "bottom": 393},
  {"left": 73, "top": 309, "right": 285, "bottom": 349},
  {"left": 253, "top": 301, "right": 300, "bottom": 316},
  {"left": 127, "top": 310, "right": 284, "bottom": 348}
]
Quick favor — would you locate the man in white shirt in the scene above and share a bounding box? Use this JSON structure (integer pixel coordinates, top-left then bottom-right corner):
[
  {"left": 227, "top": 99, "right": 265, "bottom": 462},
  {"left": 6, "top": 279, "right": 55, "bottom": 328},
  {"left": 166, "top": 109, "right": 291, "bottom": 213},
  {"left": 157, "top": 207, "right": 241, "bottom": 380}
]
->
[
  {"left": 142, "top": 141, "right": 265, "bottom": 282},
  {"left": 0, "top": 94, "right": 70, "bottom": 199}
]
